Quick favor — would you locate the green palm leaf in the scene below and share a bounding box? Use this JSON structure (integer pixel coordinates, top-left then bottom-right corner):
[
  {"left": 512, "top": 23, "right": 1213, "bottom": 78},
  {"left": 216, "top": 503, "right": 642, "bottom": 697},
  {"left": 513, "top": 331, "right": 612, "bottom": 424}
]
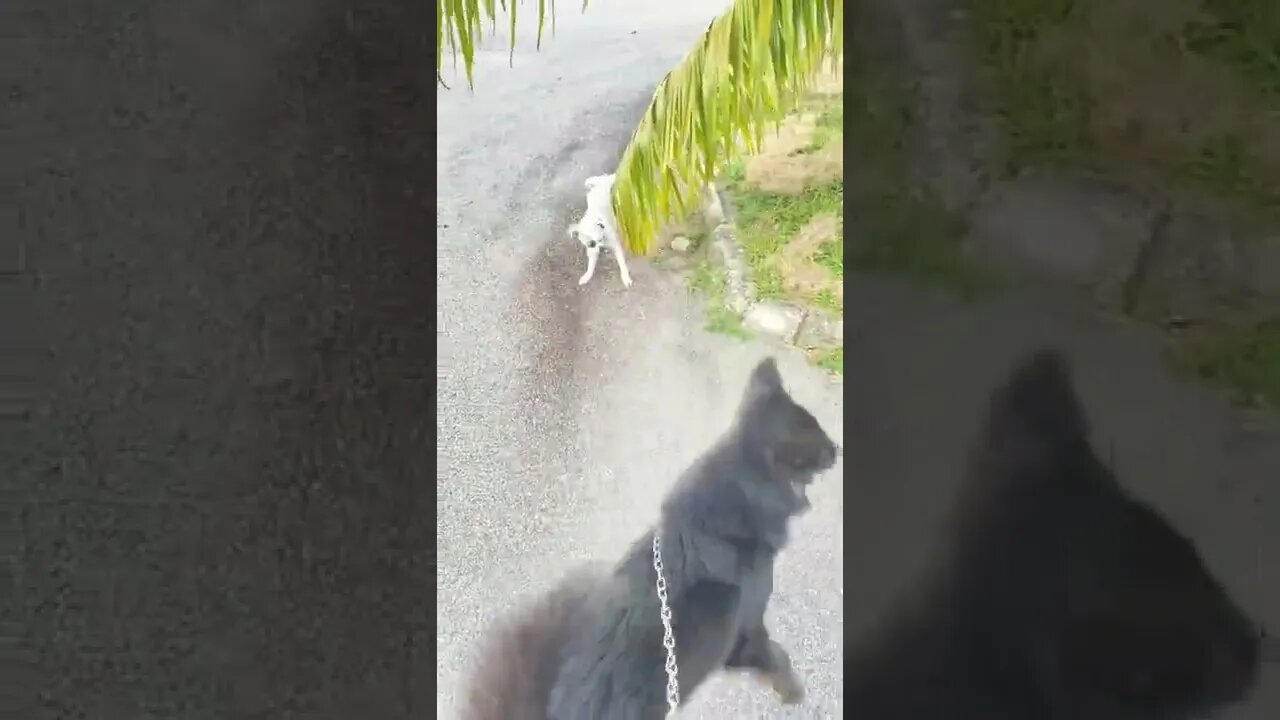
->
[{"left": 438, "top": 0, "right": 844, "bottom": 256}]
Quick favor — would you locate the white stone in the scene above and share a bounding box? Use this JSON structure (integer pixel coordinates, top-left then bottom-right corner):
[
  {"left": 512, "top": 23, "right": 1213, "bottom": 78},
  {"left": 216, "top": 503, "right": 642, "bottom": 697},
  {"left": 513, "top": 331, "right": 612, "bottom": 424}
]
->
[
  {"left": 795, "top": 311, "right": 843, "bottom": 347},
  {"left": 669, "top": 235, "right": 692, "bottom": 253},
  {"left": 744, "top": 302, "right": 805, "bottom": 339}
]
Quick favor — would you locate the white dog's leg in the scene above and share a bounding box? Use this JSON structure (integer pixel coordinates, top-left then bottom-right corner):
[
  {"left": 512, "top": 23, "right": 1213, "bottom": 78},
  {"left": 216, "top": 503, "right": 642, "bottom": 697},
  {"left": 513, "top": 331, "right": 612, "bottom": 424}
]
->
[
  {"left": 579, "top": 245, "right": 600, "bottom": 286},
  {"left": 605, "top": 224, "right": 633, "bottom": 288},
  {"left": 612, "top": 244, "right": 633, "bottom": 288}
]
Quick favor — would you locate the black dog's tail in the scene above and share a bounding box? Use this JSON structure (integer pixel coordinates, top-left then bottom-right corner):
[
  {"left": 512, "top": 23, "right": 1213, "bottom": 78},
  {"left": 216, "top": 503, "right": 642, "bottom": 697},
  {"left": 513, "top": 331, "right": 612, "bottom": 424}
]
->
[
  {"left": 987, "top": 349, "right": 1090, "bottom": 452},
  {"left": 459, "top": 566, "right": 601, "bottom": 720}
]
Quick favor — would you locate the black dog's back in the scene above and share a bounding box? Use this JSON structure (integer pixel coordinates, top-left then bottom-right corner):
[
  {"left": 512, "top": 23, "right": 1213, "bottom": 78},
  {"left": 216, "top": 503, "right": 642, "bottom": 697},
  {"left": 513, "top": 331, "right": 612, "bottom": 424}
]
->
[
  {"left": 847, "top": 349, "right": 1260, "bottom": 719},
  {"left": 546, "top": 358, "right": 836, "bottom": 719},
  {"left": 462, "top": 358, "right": 836, "bottom": 720}
]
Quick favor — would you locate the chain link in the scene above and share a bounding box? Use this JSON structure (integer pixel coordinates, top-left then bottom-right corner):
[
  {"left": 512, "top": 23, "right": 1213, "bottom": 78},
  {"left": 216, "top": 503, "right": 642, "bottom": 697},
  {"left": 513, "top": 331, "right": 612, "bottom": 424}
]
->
[{"left": 652, "top": 533, "right": 680, "bottom": 718}]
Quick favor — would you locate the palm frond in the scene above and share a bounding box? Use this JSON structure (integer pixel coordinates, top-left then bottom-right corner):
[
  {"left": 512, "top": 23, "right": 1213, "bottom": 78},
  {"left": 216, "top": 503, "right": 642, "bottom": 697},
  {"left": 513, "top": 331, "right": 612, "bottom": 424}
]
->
[
  {"left": 612, "top": 0, "right": 843, "bottom": 255},
  {"left": 438, "top": 0, "right": 568, "bottom": 89},
  {"left": 437, "top": 0, "right": 845, "bottom": 258}
]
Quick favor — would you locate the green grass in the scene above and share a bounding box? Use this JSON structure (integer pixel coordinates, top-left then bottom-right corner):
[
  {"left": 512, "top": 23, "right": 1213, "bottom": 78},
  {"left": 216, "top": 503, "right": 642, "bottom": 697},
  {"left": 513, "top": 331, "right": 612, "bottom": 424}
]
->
[
  {"left": 687, "top": 257, "right": 720, "bottom": 295},
  {"left": 804, "top": 98, "right": 845, "bottom": 153},
  {"left": 722, "top": 158, "right": 747, "bottom": 185},
  {"left": 732, "top": 180, "right": 844, "bottom": 235},
  {"left": 847, "top": 189, "right": 1000, "bottom": 298},
  {"left": 729, "top": 179, "right": 844, "bottom": 301},
  {"left": 1181, "top": 320, "right": 1280, "bottom": 408},
  {"left": 968, "top": 0, "right": 1092, "bottom": 168},
  {"left": 1175, "top": 132, "right": 1275, "bottom": 211},
  {"left": 705, "top": 305, "right": 752, "bottom": 340},
  {"left": 1182, "top": 0, "right": 1280, "bottom": 104},
  {"left": 965, "top": 0, "right": 1278, "bottom": 407},
  {"left": 813, "top": 347, "right": 844, "bottom": 376},
  {"left": 812, "top": 287, "right": 842, "bottom": 312},
  {"left": 686, "top": 258, "right": 752, "bottom": 340},
  {"left": 845, "top": 54, "right": 913, "bottom": 180},
  {"left": 813, "top": 237, "right": 844, "bottom": 278},
  {"left": 723, "top": 87, "right": 845, "bottom": 308},
  {"left": 840, "top": 31, "right": 1000, "bottom": 298},
  {"left": 968, "top": 0, "right": 1278, "bottom": 205}
]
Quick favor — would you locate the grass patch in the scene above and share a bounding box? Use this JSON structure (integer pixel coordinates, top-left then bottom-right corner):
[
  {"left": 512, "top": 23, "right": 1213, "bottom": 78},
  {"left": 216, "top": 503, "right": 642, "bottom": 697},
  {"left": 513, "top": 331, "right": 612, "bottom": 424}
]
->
[
  {"left": 752, "top": 263, "right": 786, "bottom": 300},
  {"left": 1176, "top": 320, "right": 1280, "bottom": 408},
  {"left": 848, "top": 190, "right": 1001, "bottom": 298},
  {"left": 966, "top": 0, "right": 1279, "bottom": 406},
  {"left": 685, "top": 258, "right": 752, "bottom": 341},
  {"left": 730, "top": 180, "right": 845, "bottom": 302},
  {"left": 812, "top": 347, "right": 844, "bottom": 376},
  {"left": 968, "top": 0, "right": 1093, "bottom": 168},
  {"left": 812, "top": 287, "right": 842, "bottom": 312},
  {"left": 813, "top": 238, "right": 844, "bottom": 278},
  {"left": 1182, "top": 0, "right": 1280, "bottom": 104},
  {"left": 722, "top": 158, "right": 747, "bottom": 185},
  {"left": 967, "top": 0, "right": 1279, "bottom": 210},
  {"left": 804, "top": 100, "right": 846, "bottom": 153},
  {"left": 1175, "top": 132, "right": 1274, "bottom": 210},
  {"left": 687, "top": 258, "right": 721, "bottom": 296},
  {"left": 733, "top": 180, "right": 844, "bottom": 234},
  {"left": 705, "top": 305, "right": 752, "bottom": 340},
  {"left": 841, "top": 24, "right": 999, "bottom": 297}
]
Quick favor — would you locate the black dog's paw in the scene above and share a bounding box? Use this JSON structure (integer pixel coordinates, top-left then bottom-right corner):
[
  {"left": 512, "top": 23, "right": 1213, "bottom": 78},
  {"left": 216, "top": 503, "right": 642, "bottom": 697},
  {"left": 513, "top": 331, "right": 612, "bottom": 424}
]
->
[
  {"left": 761, "top": 644, "right": 805, "bottom": 704},
  {"left": 768, "top": 668, "right": 805, "bottom": 705}
]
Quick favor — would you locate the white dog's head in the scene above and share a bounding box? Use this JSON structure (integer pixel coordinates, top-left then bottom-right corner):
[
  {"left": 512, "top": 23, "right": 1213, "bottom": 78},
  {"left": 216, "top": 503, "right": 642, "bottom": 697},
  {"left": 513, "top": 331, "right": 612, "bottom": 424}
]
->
[{"left": 568, "top": 217, "right": 608, "bottom": 252}]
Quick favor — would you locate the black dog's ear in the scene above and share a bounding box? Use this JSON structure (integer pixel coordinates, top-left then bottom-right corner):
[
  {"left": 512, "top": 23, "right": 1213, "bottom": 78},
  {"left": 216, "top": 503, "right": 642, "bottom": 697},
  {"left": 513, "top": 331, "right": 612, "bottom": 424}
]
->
[
  {"left": 978, "top": 349, "right": 1092, "bottom": 468},
  {"left": 956, "top": 348, "right": 1100, "bottom": 510},
  {"left": 990, "top": 350, "right": 1088, "bottom": 442},
  {"left": 742, "top": 357, "right": 784, "bottom": 406}
]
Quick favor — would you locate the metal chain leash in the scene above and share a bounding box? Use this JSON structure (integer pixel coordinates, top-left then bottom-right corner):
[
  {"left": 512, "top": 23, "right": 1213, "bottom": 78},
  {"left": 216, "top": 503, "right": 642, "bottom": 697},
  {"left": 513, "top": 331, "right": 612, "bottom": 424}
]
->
[{"left": 652, "top": 533, "right": 680, "bottom": 718}]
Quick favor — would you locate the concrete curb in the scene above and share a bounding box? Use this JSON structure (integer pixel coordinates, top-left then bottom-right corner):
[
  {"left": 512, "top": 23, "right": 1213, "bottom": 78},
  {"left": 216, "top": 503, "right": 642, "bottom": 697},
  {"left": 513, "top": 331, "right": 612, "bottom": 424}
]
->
[
  {"left": 710, "top": 223, "right": 753, "bottom": 314},
  {"left": 704, "top": 185, "right": 844, "bottom": 352}
]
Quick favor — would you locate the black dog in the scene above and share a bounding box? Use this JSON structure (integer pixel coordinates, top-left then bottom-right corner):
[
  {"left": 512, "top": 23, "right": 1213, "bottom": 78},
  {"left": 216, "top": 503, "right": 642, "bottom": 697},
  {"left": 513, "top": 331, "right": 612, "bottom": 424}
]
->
[
  {"left": 846, "top": 350, "right": 1261, "bottom": 719},
  {"left": 462, "top": 357, "right": 838, "bottom": 719}
]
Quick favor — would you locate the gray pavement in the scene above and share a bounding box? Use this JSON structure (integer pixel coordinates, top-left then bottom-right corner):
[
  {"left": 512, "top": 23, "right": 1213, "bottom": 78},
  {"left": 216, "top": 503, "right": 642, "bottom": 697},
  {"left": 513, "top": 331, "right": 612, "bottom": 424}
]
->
[{"left": 435, "top": 2, "right": 845, "bottom": 717}]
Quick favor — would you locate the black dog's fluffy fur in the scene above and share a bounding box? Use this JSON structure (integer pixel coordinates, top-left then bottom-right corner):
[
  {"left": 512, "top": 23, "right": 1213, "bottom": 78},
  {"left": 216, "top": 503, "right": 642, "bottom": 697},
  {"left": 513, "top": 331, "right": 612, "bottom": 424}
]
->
[
  {"left": 846, "top": 350, "right": 1261, "bottom": 719},
  {"left": 463, "top": 358, "right": 838, "bottom": 719}
]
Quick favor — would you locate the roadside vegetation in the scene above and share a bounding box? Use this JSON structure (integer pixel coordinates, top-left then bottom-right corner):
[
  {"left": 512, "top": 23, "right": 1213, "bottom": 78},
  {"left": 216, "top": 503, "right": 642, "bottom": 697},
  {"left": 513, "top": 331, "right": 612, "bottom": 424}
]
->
[{"left": 969, "top": 0, "right": 1280, "bottom": 407}]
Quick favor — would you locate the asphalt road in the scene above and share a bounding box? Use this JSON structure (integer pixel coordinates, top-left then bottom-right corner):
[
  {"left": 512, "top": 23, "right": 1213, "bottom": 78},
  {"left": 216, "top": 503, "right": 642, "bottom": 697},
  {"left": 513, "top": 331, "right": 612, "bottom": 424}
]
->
[{"left": 435, "top": 2, "right": 846, "bottom": 718}]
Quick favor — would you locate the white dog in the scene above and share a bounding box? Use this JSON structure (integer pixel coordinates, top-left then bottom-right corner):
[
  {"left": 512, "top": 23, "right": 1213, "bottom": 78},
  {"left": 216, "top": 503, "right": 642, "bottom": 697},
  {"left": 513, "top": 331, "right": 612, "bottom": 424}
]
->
[{"left": 568, "top": 173, "right": 633, "bottom": 287}]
